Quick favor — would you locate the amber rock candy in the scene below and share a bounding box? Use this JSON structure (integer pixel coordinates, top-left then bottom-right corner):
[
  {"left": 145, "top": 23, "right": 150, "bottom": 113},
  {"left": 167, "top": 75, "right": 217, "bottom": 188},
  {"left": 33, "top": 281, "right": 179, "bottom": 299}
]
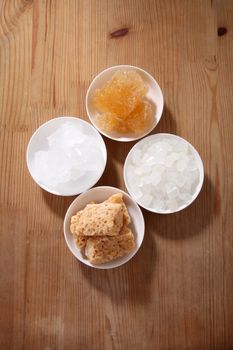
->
[
  {"left": 97, "top": 113, "right": 130, "bottom": 134},
  {"left": 125, "top": 101, "right": 153, "bottom": 133},
  {"left": 93, "top": 70, "right": 147, "bottom": 117},
  {"left": 97, "top": 101, "right": 153, "bottom": 134}
]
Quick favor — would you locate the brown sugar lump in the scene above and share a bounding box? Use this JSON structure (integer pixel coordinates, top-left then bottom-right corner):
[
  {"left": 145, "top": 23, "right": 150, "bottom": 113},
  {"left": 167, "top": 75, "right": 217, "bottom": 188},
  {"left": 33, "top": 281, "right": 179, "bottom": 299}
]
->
[
  {"left": 70, "top": 211, "right": 82, "bottom": 234},
  {"left": 75, "top": 202, "right": 124, "bottom": 236},
  {"left": 70, "top": 196, "right": 126, "bottom": 249},
  {"left": 85, "top": 227, "right": 135, "bottom": 264},
  {"left": 93, "top": 70, "right": 147, "bottom": 117},
  {"left": 105, "top": 193, "right": 131, "bottom": 226},
  {"left": 75, "top": 235, "right": 87, "bottom": 249},
  {"left": 70, "top": 212, "right": 87, "bottom": 248},
  {"left": 69, "top": 193, "right": 135, "bottom": 264},
  {"left": 70, "top": 201, "right": 96, "bottom": 236},
  {"left": 105, "top": 193, "right": 123, "bottom": 204}
]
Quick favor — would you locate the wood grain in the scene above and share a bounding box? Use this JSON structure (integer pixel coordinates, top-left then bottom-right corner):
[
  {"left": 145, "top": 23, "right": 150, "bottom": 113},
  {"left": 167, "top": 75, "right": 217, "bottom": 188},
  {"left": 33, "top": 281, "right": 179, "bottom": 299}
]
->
[{"left": 0, "top": 0, "right": 233, "bottom": 349}]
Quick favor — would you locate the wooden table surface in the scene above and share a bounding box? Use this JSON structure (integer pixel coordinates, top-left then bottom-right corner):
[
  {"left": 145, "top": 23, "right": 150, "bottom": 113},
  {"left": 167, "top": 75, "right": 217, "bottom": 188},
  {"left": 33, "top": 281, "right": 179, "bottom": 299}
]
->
[{"left": 1, "top": 1, "right": 233, "bottom": 349}]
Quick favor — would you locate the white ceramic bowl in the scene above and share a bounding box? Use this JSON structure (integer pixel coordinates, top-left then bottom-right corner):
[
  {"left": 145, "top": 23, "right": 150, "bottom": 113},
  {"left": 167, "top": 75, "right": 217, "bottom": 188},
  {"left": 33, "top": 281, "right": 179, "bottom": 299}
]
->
[
  {"left": 124, "top": 133, "right": 204, "bottom": 214},
  {"left": 63, "top": 186, "right": 145, "bottom": 269},
  {"left": 26, "top": 117, "right": 107, "bottom": 196},
  {"left": 86, "top": 65, "right": 164, "bottom": 142}
]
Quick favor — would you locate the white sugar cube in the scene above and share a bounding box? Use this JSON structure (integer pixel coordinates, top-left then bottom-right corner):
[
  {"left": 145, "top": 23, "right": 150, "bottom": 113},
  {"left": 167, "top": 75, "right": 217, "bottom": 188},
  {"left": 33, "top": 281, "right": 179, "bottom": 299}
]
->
[
  {"left": 153, "top": 150, "right": 167, "bottom": 165},
  {"left": 175, "top": 141, "right": 189, "bottom": 153},
  {"left": 127, "top": 136, "right": 201, "bottom": 213},
  {"left": 141, "top": 184, "right": 153, "bottom": 194},
  {"left": 143, "top": 175, "right": 153, "bottom": 185},
  {"left": 165, "top": 152, "right": 180, "bottom": 167},
  {"left": 153, "top": 199, "right": 165, "bottom": 211},
  {"left": 179, "top": 193, "right": 192, "bottom": 203},
  {"left": 132, "top": 149, "right": 142, "bottom": 164},
  {"left": 166, "top": 198, "right": 179, "bottom": 211},
  {"left": 141, "top": 165, "right": 152, "bottom": 175},
  {"left": 141, "top": 194, "right": 153, "bottom": 207},
  {"left": 145, "top": 156, "right": 156, "bottom": 165},
  {"left": 176, "top": 159, "right": 188, "bottom": 172},
  {"left": 182, "top": 179, "right": 192, "bottom": 193},
  {"left": 151, "top": 172, "right": 161, "bottom": 186},
  {"left": 191, "top": 169, "right": 199, "bottom": 184},
  {"left": 32, "top": 123, "right": 104, "bottom": 190},
  {"left": 134, "top": 189, "right": 143, "bottom": 199},
  {"left": 153, "top": 165, "right": 166, "bottom": 174},
  {"left": 165, "top": 183, "right": 179, "bottom": 199},
  {"left": 135, "top": 167, "right": 143, "bottom": 176},
  {"left": 165, "top": 170, "right": 178, "bottom": 183},
  {"left": 126, "top": 165, "right": 135, "bottom": 180},
  {"left": 175, "top": 173, "right": 187, "bottom": 188}
]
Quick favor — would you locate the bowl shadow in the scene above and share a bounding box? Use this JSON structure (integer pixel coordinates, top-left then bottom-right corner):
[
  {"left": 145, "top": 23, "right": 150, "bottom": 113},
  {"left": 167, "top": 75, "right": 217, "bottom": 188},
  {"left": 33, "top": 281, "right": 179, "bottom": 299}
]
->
[
  {"left": 143, "top": 175, "right": 214, "bottom": 240},
  {"left": 105, "top": 137, "right": 137, "bottom": 165},
  {"left": 149, "top": 103, "right": 177, "bottom": 135},
  {"left": 42, "top": 190, "right": 76, "bottom": 219},
  {"left": 95, "top": 149, "right": 121, "bottom": 188},
  {"left": 79, "top": 226, "right": 156, "bottom": 305}
]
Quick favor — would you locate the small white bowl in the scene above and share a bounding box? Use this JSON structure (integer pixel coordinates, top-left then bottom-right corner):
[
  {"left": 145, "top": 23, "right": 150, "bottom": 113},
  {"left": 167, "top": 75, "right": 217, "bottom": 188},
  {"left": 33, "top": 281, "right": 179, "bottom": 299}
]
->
[
  {"left": 86, "top": 65, "right": 164, "bottom": 142},
  {"left": 63, "top": 186, "right": 145, "bottom": 269},
  {"left": 26, "top": 117, "right": 107, "bottom": 196},
  {"left": 124, "top": 133, "right": 204, "bottom": 214}
]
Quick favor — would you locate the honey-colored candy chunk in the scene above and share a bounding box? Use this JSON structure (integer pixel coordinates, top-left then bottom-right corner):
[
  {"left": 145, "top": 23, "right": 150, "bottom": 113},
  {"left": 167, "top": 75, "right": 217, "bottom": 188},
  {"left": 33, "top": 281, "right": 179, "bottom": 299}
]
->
[
  {"left": 126, "top": 101, "right": 153, "bottom": 133},
  {"left": 93, "top": 71, "right": 147, "bottom": 117},
  {"left": 96, "top": 113, "right": 129, "bottom": 133},
  {"left": 96, "top": 101, "right": 153, "bottom": 134}
]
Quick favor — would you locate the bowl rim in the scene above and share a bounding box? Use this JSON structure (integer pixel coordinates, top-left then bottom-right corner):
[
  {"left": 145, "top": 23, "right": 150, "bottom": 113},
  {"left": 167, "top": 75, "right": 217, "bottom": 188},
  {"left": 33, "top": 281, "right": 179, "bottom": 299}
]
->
[
  {"left": 85, "top": 64, "right": 164, "bottom": 142},
  {"left": 63, "top": 185, "right": 145, "bottom": 269},
  {"left": 123, "top": 133, "right": 205, "bottom": 214},
  {"left": 26, "top": 116, "right": 107, "bottom": 196}
]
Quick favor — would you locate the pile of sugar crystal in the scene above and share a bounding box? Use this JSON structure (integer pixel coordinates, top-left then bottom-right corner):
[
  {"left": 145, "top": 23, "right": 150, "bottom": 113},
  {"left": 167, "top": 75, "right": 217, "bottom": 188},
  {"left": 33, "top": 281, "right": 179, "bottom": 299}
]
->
[
  {"left": 32, "top": 122, "right": 104, "bottom": 191},
  {"left": 126, "top": 137, "right": 200, "bottom": 212}
]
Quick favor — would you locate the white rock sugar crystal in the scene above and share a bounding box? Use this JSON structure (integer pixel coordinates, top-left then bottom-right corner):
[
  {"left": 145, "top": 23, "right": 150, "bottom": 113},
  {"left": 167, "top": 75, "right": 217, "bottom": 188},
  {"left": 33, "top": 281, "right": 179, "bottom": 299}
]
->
[
  {"left": 32, "top": 122, "right": 104, "bottom": 192},
  {"left": 127, "top": 136, "right": 200, "bottom": 212}
]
